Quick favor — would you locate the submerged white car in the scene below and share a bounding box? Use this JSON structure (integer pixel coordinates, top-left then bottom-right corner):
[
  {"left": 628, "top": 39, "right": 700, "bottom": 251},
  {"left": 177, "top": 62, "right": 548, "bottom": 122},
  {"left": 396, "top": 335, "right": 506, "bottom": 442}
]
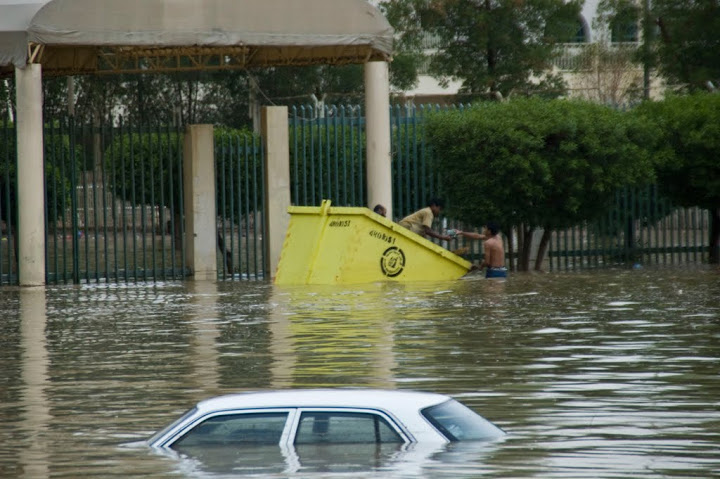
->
[{"left": 148, "top": 389, "right": 505, "bottom": 450}]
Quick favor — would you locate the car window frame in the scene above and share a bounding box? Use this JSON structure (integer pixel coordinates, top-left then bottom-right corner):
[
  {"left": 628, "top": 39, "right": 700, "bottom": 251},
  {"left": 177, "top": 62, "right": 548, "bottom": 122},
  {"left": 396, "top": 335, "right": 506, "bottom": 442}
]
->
[
  {"left": 156, "top": 407, "right": 298, "bottom": 448},
  {"left": 287, "top": 407, "right": 413, "bottom": 445}
]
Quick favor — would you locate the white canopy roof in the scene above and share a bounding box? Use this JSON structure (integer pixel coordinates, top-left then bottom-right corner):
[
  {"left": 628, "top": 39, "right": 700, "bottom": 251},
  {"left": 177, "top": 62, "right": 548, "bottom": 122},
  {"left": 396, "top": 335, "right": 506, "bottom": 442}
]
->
[
  {"left": 0, "top": 0, "right": 46, "bottom": 67},
  {"left": 1, "top": 0, "right": 393, "bottom": 74}
]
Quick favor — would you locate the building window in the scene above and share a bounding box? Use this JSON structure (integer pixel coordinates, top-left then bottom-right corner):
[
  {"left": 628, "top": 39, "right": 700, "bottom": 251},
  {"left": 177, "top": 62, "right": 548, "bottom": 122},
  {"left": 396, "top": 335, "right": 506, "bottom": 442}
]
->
[
  {"left": 572, "top": 16, "right": 589, "bottom": 43},
  {"left": 610, "top": 9, "right": 639, "bottom": 42}
]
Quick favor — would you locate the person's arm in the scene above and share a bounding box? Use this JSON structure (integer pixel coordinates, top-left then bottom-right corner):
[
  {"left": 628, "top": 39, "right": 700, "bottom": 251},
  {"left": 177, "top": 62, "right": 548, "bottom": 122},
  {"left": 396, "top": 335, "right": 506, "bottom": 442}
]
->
[
  {"left": 457, "top": 230, "right": 486, "bottom": 241},
  {"left": 423, "top": 225, "right": 452, "bottom": 241}
]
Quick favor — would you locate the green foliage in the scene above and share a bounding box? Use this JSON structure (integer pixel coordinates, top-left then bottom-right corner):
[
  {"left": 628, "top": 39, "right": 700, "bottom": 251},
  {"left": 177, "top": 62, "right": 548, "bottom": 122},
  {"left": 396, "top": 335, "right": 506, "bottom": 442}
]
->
[
  {"left": 426, "top": 98, "right": 657, "bottom": 230},
  {"left": 105, "top": 126, "right": 261, "bottom": 220},
  {"left": 378, "top": 0, "right": 426, "bottom": 91},
  {"left": 634, "top": 93, "right": 720, "bottom": 211},
  {"left": 215, "top": 127, "right": 262, "bottom": 217},
  {"left": 0, "top": 121, "right": 77, "bottom": 227},
  {"left": 599, "top": 0, "right": 720, "bottom": 91},
  {"left": 398, "top": 0, "right": 582, "bottom": 98},
  {"left": 104, "top": 128, "right": 184, "bottom": 211},
  {"left": 652, "top": 0, "right": 720, "bottom": 91}
]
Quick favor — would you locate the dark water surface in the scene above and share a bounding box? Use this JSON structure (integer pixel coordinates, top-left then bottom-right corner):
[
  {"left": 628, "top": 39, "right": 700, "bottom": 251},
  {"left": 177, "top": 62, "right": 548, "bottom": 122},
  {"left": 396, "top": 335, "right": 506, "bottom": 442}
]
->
[{"left": 1, "top": 268, "right": 719, "bottom": 478}]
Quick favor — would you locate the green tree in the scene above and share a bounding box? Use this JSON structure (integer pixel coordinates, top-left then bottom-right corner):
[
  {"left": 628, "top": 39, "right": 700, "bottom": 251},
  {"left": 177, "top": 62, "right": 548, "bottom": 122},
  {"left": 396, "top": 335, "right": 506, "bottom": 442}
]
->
[
  {"left": 653, "top": 0, "right": 720, "bottom": 91},
  {"left": 378, "top": 0, "right": 427, "bottom": 91},
  {"left": 426, "top": 98, "right": 657, "bottom": 270},
  {"left": 390, "top": 0, "right": 582, "bottom": 99},
  {"left": 1, "top": 121, "right": 78, "bottom": 264},
  {"left": 634, "top": 93, "right": 720, "bottom": 263},
  {"left": 599, "top": 0, "right": 720, "bottom": 92}
]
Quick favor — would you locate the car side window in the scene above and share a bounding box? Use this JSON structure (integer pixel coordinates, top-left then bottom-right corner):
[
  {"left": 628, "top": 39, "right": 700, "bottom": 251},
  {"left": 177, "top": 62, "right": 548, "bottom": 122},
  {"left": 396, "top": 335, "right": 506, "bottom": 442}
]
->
[
  {"left": 171, "top": 412, "right": 289, "bottom": 448},
  {"left": 294, "top": 412, "right": 403, "bottom": 444}
]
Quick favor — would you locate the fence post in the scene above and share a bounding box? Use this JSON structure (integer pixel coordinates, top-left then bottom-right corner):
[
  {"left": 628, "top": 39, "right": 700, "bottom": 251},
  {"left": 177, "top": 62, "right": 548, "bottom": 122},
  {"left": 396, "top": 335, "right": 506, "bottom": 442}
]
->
[
  {"left": 262, "top": 106, "right": 290, "bottom": 280},
  {"left": 15, "top": 64, "right": 45, "bottom": 286},
  {"left": 183, "top": 124, "right": 217, "bottom": 280}
]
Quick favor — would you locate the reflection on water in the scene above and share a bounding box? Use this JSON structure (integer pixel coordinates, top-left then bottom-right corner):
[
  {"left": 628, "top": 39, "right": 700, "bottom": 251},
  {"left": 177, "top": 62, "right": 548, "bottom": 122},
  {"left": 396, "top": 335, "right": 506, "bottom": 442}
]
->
[{"left": 0, "top": 267, "right": 719, "bottom": 478}]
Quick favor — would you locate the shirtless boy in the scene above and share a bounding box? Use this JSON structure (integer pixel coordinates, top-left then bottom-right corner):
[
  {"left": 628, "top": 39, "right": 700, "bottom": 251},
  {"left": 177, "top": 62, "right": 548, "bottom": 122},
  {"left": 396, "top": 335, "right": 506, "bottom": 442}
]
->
[{"left": 457, "top": 221, "right": 507, "bottom": 278}]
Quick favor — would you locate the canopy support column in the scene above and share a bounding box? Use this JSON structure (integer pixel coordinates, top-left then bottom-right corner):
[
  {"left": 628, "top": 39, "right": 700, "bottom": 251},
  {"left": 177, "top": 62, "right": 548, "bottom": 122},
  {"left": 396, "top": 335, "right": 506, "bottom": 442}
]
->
[
  {"left": 364, "top": 61, "right": 392, "bottom": 219},
  {"left": 262, "top": 106, "right": 290, "bottom": 280},
  {"left": 15, "top": 64, "right": 45, "bottom": 286},
  {"left": 183, "top": 124, "right": 217, "bottom": 280}
]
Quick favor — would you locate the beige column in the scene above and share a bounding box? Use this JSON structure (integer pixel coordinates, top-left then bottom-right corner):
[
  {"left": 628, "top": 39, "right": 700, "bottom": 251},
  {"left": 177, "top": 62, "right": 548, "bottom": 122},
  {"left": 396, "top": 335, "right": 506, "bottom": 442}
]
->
[
  {"left": 364, "top": 61, "right": 393, "bottom": 220},
  {"left": 183, "top": 124, "right": 217, "bottom": 280},
  {"left": 262, "top": 106, "right": 291, "bottom": 280},
  {"left": 15, "top": 65, "right": 45, "bottom": 286}
]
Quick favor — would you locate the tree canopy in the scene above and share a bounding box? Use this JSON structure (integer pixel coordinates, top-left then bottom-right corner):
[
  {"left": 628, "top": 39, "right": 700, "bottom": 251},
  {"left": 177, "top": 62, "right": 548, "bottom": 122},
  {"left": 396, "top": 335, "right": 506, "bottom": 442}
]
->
[
  {"left": 426, "top": 97, "right": 657, "bottom": 269},
  {"left": 599, "top": 0, "right": 720, "bottom": 92},
  {"left": 382, "top": 0, "right": 583, "bottom": 99},
  {"left": 634, "top": 92, "right": 720, "bottom": 262},
  {"left": 653, "top": 0, "right": 720, "bottom": 91}
]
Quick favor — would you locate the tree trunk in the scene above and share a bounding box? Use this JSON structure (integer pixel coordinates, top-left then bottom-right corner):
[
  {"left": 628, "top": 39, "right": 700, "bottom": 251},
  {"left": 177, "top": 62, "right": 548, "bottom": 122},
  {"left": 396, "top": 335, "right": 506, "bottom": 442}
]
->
[
  {"left": 519, "top": 225, "right": 534, "bottom": 272},
  {"left": 535, "top": 229, "right": 551, "bottom": 271},
  {"left": 710, "top": 207, "right": 720, "bottom": 264}
]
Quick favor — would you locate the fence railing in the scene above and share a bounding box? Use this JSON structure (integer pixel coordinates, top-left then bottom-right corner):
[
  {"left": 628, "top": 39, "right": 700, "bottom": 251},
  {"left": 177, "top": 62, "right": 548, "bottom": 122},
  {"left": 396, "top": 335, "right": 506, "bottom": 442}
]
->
[
  {"left": 215, "top": 133, "right": 266, "bottom": 280},
  {"left": 1, "top": 121, "right": 16, "bottom": 285}
]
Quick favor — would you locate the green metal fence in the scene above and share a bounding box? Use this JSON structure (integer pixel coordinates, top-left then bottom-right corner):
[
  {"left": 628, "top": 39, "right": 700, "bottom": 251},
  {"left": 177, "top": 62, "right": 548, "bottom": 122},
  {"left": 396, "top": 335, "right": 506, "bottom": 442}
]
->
[
  {"left": 215, "top": 131, "right": 266, "bottom": 280},
  {"left": 0, "top": 105, "right": 714, "bottom": 286},
  {"left": 548, "top": 185, "right": 710, "bottom": 270},
  {"left": 0, "top": 120, "right": 16, "bottom": 285},
  {"left": 289, "top": 105, "right": 366, "bottom": 207},
  {"left": 42, "top": 117, "right": 188, "bottom": 285}
]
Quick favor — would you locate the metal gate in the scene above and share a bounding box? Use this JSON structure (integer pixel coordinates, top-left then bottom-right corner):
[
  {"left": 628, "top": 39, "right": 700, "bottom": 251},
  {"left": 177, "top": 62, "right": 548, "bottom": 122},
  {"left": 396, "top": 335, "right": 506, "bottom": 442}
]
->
[
  {"left": 214, "top": 130, "right": 266, "bottom": 280},
  {"left": 43, "top": 117, "right": 188, "bottom": 284}
]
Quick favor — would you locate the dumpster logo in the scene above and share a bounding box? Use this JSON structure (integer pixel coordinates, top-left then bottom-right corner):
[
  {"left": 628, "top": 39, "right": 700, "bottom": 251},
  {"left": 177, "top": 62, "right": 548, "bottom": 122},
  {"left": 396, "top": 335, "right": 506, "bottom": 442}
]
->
[{"left": 380, "top": 246, "right": 405, "bottom": 277}]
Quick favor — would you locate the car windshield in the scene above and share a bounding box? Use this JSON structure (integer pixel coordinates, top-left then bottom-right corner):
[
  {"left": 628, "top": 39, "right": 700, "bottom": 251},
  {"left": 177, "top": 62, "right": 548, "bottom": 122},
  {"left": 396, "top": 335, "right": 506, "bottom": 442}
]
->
[{"left": 421, "top": 399, "right": 504, "bottom": 441}]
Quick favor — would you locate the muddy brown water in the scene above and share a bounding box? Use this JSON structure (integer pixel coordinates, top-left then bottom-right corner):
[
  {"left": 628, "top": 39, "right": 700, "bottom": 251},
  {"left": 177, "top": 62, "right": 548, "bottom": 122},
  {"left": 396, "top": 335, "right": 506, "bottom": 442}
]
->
[{"left": 1, "top": 267, "right": 719, "bottom": 478}]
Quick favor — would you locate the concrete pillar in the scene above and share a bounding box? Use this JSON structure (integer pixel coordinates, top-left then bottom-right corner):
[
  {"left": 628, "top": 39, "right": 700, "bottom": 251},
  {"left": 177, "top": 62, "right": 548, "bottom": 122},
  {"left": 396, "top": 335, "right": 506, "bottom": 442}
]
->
[
  {"left": 15, "top": 65, "right": 45, "bottom": 286},
  {"left": 262, "top": 106, "right": 291, "bottom": 280},
  {"left": 183, "top": 124, "right": 217, "bottom": 280},
  {"left": 364, "top": 61, "right": 393, "bottom": 219}
]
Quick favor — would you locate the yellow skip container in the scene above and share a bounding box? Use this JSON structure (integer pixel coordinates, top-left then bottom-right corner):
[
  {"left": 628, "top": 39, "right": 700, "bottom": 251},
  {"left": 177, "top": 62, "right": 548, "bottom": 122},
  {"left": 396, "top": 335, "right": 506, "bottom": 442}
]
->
[{"left": 274, "top": 200, "right": 472, "bottom": 285}]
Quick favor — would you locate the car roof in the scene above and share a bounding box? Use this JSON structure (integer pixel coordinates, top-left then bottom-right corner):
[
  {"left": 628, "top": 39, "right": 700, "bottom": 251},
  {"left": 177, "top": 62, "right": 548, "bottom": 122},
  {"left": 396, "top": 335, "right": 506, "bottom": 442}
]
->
[{"left": 195, "top": 389, "right": 450, "bottom": 414}]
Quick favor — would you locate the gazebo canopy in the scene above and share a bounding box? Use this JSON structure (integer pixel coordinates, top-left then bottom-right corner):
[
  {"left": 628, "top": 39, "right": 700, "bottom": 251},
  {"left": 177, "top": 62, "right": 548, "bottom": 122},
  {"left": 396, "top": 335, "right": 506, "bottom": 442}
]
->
[
  {"left": 1, "top": 0, "right": 393, "bottom": 75},
  {"left": 0, "top": 1, "right": 45, "bottom": 68}
]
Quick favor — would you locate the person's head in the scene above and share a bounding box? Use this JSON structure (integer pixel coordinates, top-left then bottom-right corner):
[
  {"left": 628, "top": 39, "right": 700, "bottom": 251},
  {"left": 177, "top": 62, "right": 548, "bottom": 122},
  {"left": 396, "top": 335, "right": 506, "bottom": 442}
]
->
[
  {"left": 428, "top": 198, "right": 444, "bottom": 216},
  {"left": 373, "top": 204, "right": 386, "bottom": 217},
  {"left": 484, "top": 221, "right": 500, "bottom": 236}
]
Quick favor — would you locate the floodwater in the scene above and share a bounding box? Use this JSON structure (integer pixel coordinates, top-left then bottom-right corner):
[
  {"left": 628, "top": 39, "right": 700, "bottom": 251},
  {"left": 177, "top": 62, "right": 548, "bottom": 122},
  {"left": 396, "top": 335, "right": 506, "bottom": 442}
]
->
[{"left": 1, "top": 267, "right": 719, "bottom": 478}]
